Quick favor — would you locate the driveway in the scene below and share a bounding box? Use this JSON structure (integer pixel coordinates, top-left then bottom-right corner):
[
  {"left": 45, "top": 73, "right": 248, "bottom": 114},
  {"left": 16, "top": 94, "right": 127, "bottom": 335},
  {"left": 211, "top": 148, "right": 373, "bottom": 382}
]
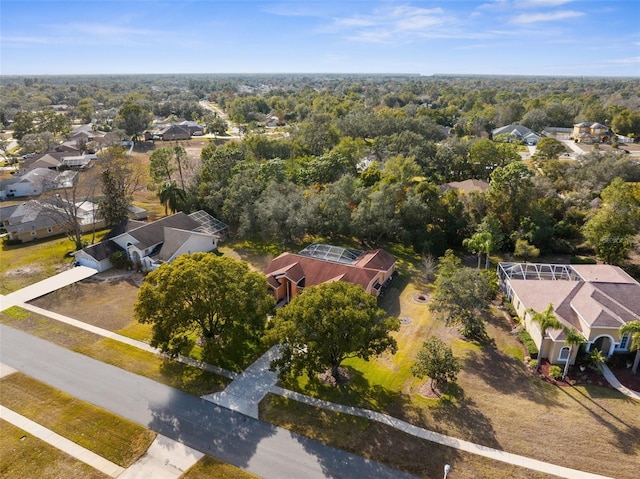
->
[{"left": 0, "top": 325, "right": 417, "bottom": 479}]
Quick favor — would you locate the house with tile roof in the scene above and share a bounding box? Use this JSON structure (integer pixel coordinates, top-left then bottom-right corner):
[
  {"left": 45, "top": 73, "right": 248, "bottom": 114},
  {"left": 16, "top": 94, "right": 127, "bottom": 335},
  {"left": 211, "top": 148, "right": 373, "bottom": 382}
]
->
[
  {"left": 265, "top": 243, "right": 396, "bottom": 305},
  {"left": 74, "top": 211, "right": 228, "bottom": 272},
  {"left": 498, "top": 262, "right": 640, "bottom": 365},
  {"left": 571, "top": 122, "right": 614, "bottom": 144}
]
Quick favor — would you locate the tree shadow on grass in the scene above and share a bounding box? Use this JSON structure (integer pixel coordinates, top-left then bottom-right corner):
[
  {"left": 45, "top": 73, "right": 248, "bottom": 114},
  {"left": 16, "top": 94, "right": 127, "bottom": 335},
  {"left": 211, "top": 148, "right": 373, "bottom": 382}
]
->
[
  {"left": 555, "top": 385, "right": 640, "bottom": 455},
  {"left": 430, "top": 386, "right": 501, "bottom": 449},
  {"left": 158, "top": 357, "right": 230, "bottom": 396},
  {"left": 463, "top": 347, "right": 562, "bottom": 407}
]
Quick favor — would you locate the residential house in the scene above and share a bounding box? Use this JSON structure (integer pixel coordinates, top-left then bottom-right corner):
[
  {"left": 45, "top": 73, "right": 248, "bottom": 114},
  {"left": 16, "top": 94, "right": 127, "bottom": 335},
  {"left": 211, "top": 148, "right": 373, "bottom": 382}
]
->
[
  {"left": 498, "top": 262, "right": 640, "bottom": 365},
  {"left": 0, "top": 199, "right": 104, "bottom": 243},
  {"left": 74, "top": 210, "right": 228, "bottom": 272},
  {"left": 265, "top": 243, "right": 397, "bottom": 305},
  {"left": 0, "top": 168, "right": 77, "bottom": 200},
  {"left": 177, "top": 120, "right": 204, "bottom": 136},
  {"left": 20, "top": 153, "right": 64, "bottom": 173},
  {"left": 571, "top": 122, "right": 614, "bottom": 143},
  {"left": 492, "top": 124, "right": 541, "bottom": 145},
  {"left": 144, "top": 123, "right": 192, "bottom": 141}
]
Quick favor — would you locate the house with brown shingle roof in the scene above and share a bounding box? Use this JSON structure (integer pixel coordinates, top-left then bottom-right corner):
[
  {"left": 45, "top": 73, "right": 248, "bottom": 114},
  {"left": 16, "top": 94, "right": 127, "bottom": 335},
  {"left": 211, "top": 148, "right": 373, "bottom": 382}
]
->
[
  {"left": 74, "top": 211, "right": 227, "bottom": 272},
  {"left": 265, "top": 243, "right": 396, "bottom": 305},
  {"left": 499, "top": 262, "right": 640, "bottom": 365}
]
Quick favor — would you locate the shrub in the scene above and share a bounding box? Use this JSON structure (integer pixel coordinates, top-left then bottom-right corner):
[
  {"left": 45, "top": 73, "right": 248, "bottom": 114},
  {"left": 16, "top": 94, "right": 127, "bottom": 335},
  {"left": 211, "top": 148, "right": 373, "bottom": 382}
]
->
[
  {"left": 517, "top": 330, "right": 538, "bottom": 359},
  {"left": 528, "top": 359, "right": 538, "bottom": 369},
  {"left": 549, "top": 365, "right": 563, "bottom": 380},
  {"left": 109, "top": 250, "right": 132, "bottom": 270}
]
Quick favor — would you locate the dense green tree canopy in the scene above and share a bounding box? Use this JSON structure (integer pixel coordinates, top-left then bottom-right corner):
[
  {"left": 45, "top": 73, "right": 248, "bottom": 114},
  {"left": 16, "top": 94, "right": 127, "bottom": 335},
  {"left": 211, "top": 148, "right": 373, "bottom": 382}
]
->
[
  {"left": 411, "top": 336, "right": 461, "bottom": 394},
  {"left": 429, "top": 250, "right": 498, "bottom": 340},
  {"left": 135, "top": 253, "right": 274, "bottom": 357},
  {"left": 268, "top": 282, "right": 399, "bottom": 383},
  {"left": 116, "top": 97, "right": 152, "bottom": 136},
  {"left": 582, "top": 178, "right": 640, "bottom": 265}
]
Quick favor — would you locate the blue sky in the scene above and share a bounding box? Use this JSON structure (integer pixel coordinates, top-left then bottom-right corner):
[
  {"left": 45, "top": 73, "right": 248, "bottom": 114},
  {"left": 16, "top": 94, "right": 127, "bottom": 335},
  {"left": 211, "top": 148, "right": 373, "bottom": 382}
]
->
[{"left": 1, "top": 0, "right": 639, "bottom": 76}]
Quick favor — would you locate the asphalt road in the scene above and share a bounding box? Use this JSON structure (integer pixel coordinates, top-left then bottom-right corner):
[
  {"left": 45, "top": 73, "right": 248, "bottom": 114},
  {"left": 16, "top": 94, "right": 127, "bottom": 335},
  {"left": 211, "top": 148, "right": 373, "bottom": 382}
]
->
[{"left": 0, "top": 325, "right": 417, "bottom": 479}]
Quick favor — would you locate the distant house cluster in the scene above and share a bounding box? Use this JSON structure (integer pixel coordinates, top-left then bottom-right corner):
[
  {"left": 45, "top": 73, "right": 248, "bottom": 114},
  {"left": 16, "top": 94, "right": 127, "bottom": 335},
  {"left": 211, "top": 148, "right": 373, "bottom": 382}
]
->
[
  {"left": 499, "top": 262, "right": 640, "bottom": 365},
  {"left": 74, "top": 210, "right": 228, "bottom": 272},
  {"left": 265, "top": 243, "right": 397, "bottom": 305}
]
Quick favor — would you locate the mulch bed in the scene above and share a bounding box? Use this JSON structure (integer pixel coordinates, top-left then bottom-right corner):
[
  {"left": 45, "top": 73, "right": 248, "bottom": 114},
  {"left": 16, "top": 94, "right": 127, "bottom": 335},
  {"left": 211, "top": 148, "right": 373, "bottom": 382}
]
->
[{"left": 535, "top": 359, "right": 640, "bottom": 392}]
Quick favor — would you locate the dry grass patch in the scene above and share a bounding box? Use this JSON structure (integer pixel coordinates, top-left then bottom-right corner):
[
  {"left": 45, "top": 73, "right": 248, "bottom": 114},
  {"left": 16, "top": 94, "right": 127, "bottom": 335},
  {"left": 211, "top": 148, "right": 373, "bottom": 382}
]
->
[
  {"left": 31, "top": 278, "right": 141, "bottom": 332},
  {"left": 218, "top": 240, "right": 284, "bottom": 271},
  {"left": 180, "top": 455, "right": 259, "bottom": 479},
  {"left": 0, "top": 374, "right": 155, "bottom": 467},
  {"left": 0, "top": 420, "right": 108, "bottom": 479}
]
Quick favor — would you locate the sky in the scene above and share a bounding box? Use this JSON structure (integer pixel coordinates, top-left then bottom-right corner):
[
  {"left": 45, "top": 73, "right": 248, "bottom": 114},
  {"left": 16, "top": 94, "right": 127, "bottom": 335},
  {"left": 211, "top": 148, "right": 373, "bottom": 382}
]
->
[{"left": 1, "top": 0, "right": 639, "bottom": 76}]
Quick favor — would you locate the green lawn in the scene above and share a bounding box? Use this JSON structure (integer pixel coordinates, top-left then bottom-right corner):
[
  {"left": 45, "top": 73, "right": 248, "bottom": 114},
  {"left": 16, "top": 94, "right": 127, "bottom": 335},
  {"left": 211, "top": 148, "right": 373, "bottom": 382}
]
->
[
  {"left": 0, "top": 374, "right": 155, "bottom": 467},
  {"left": 0, "top": 230, "right": 109, "bottom": 294}
]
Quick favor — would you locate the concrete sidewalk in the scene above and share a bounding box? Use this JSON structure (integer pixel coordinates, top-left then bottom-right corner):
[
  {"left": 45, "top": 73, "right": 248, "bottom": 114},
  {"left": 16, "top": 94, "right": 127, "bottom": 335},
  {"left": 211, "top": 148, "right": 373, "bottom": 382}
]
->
[
  {"left": 8, "top": 300, "right": 619, "bottom": 479},
  {"left": 0, "top": 405, "right": 125, "bottom": 478},
  {"left": 1, "top": 362, "right": 201, "bottom": 479},
  {"left": 19, "top": 303, "right": 236, "bottom": 380},
  {"left": 202, "top": 345, "right": 280, "bottom": 418}
]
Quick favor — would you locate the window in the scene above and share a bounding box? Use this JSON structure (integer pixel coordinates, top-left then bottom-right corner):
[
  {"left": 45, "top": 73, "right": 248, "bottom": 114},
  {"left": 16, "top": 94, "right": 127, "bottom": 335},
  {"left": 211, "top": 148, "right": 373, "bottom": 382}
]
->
[
  {"left": 559, "top": 347, "right": 570, "bottom": 361},
  {"left": 619, "top": 334, "right": 630, "bottom": 350}
]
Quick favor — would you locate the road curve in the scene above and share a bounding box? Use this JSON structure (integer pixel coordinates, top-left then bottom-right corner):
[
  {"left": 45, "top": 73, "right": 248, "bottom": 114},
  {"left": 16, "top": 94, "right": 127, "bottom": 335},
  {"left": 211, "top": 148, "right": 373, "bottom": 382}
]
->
[{"left": 0, "top": 325, "right": 417, "bottom": 479}]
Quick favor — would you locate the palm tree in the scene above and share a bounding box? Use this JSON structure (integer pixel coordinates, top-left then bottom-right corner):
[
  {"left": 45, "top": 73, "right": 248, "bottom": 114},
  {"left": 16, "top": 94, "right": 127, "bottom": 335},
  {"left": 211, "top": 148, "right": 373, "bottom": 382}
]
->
[
  {"left": 561, "top": 327, "right": 586, "bottom": 380},
  {"left": 528, "top": 304, "right": 562, "bottom": 372},
  {"left": 463, "top": 231, "right": 493, "bottom": 269},
  {"left": 158, "top": 180, "right": 186, "bottom": 215},
  {"left": 620, "top": 321, "right": 640, "bottom": 375}
]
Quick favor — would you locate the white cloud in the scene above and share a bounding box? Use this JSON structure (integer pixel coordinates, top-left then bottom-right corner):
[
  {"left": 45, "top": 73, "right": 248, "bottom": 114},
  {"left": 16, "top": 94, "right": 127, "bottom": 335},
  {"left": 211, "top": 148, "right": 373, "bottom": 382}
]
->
[
  {"left": 1, "top": 35, "right": 51, "bottom": 45},
  {"left": 478, "top": 0, "right": 573, "bottom": 9},
  {"left": 510, "top": 10, "right": 584, "bottom": 24},
  {"left": 608, "top": 56, "right": 640, "bottom": 64},
  {"left": 520, "top": 0, "right": 574, "bottom": 7},
  {"left": 326, "top": 5, "right": 490, "bottom": 43}
]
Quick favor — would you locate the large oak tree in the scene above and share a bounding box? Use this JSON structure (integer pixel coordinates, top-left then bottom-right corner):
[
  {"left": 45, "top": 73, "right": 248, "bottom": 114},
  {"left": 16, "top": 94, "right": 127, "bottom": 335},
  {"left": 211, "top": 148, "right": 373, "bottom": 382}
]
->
[
  {"left": 268, "top": 282, "right": 399, "bottom": 384},
  {"left": 135, "top": 253, "right": 274, "bottom": 357}
]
